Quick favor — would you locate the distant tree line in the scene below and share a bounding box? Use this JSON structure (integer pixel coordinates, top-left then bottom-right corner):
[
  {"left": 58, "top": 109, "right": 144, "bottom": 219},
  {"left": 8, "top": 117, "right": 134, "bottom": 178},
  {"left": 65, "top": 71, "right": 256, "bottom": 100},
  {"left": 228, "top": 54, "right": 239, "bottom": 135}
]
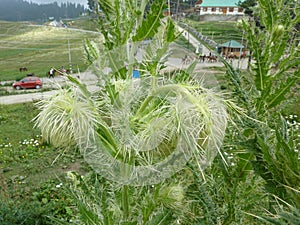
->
[
  {"left": 0, "top": 0, "right": 87, "bottom": 22},
  {"left": 87, "top": 0, "right": 198, "bottom": 15}
]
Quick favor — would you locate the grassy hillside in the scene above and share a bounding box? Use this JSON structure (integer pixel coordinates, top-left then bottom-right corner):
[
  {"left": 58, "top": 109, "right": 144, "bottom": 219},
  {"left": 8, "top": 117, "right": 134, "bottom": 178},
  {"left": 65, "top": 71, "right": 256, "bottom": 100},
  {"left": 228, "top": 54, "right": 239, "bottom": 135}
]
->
[
  {"left": 0, "top": 20, "right": 101, "bottom": 81},
  {"left": 62, "top": 17, "right": 99, "bottom": 32},
  {"left": 189, "top": 20, "right": 243, "bottom": 44}
]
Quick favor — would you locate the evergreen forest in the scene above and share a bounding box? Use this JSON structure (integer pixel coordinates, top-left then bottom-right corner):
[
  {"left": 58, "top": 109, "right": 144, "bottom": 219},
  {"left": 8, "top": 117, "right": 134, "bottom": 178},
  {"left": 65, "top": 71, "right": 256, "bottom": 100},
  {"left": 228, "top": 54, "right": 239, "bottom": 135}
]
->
[{"left": 0, "top": 0, "right": 86, "bottom": 22}]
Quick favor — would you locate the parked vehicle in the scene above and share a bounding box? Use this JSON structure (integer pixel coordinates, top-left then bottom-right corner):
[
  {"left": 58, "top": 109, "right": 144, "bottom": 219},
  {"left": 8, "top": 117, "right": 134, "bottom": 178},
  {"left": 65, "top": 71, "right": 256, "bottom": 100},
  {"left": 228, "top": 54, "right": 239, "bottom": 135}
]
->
[{"left": 13, "top": 76, "right": 43, "bottom": 90}]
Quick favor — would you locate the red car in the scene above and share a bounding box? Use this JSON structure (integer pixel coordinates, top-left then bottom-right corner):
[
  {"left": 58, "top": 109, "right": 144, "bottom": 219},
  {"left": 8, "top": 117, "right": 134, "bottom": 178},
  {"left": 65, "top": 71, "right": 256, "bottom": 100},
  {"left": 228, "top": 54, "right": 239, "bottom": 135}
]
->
[{"left": 13, "top": 76, "right": 43, "bottom": 90}]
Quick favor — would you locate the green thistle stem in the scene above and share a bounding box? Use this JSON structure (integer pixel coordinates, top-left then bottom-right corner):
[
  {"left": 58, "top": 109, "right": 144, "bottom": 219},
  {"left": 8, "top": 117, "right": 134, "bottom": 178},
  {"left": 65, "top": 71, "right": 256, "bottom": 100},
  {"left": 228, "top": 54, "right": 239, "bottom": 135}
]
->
[{"left": 122, "top": 185, "right": 129, "bottom": 220}]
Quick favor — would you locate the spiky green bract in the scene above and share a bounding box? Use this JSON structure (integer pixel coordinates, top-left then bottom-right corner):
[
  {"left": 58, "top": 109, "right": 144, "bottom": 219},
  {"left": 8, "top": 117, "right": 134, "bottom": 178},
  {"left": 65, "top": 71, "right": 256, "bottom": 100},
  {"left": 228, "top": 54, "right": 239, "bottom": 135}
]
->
[
  {"left": 158, "top": 185, "right": 185, "bottom": 210},
  {"left": 33, "top": 80, "right": 100, "bottom": 149},
  {"left": 77, "top": 76, "right": 227, "bottom": 186}
]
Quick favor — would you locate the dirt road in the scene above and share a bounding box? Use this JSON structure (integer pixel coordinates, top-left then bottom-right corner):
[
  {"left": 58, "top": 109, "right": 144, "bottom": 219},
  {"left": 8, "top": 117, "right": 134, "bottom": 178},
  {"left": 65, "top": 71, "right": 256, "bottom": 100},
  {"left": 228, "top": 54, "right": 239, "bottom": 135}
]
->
[{"left": 0, "top": 71, "right": 99, "bottom": 105}]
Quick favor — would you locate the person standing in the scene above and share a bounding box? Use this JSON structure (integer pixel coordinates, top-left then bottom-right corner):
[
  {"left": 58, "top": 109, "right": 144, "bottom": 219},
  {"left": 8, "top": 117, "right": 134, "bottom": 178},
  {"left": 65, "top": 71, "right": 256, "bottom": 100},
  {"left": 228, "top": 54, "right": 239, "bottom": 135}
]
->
[
  {"left": 49, "top": 67, "right": 54, "bottom": 78},
  {"left": 61, "top": 66, "right": 66, "bottom": 73}
]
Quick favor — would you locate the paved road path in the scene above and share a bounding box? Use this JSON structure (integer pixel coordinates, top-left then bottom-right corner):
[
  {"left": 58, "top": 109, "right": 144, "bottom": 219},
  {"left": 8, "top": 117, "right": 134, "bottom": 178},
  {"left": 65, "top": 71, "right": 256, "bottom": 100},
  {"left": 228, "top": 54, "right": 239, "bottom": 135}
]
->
[
  {"left": 177, "top": 26, "right": 211, "bottom": 56},
  {"left": 177, "top": 25, "right": 249, "bottom": 70},
  {"left": 0, "top": 72, "right": 99, "bottom": 105}
]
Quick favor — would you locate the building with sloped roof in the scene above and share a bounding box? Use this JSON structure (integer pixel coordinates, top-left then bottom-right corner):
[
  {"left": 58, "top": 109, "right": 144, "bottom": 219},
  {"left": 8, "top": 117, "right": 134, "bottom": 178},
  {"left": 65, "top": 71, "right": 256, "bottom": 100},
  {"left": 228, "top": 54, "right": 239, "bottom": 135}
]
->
[
  {"left": 218, "top": 40, "right": 245, "bottom": 57},
  {"left": 195, "top": 0, "right": 244, "bottom": 15}
]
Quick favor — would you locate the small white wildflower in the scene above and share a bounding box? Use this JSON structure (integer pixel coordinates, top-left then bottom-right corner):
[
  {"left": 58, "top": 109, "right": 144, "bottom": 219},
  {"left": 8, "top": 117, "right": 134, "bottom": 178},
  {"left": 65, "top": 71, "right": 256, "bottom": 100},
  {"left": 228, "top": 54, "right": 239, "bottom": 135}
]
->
[{"left": 56, "top": 183, "right": 63, "bottom": 188}]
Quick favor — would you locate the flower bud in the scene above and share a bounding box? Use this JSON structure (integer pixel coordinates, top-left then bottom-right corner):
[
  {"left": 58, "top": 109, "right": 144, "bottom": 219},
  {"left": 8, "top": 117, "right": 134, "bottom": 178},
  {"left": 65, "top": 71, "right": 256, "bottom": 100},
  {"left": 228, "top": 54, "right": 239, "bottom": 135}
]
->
[
  {"left": 274, "top": 24, "right": 284, "bottom": 36},
  {"left": 158, "top": 185, "right": 185, "bottom": 209}
]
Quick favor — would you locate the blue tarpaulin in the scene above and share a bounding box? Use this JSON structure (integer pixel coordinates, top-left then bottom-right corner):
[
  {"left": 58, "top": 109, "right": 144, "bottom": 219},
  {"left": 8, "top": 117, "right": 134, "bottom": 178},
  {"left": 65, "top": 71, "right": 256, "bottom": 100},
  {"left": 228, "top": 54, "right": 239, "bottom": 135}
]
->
[{"left": 132, "top": 69, "right": 140, "bottom": 78}]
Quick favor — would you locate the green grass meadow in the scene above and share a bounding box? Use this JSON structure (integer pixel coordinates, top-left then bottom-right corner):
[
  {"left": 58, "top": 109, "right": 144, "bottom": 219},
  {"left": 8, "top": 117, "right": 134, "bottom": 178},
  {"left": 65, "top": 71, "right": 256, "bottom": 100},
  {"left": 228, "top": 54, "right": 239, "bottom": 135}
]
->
[
  {"left": 0, "top": 103, "right": 40, "bottom": 145},
  {"left": 0, "top": 19, "right": 99, "bottom": 221},
  {"left": 0, "top": 102, "right": 87, "bottom": 223},
  {"left": 0, "top": 20, "right": 101, "bottom": 81}
]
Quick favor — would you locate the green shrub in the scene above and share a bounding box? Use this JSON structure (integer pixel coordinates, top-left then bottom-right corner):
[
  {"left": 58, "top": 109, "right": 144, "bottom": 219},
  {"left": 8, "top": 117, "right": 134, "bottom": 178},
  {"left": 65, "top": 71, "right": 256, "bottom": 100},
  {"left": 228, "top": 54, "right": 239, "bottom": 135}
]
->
[{"left": 0, "top": 199, "right": 51, "bottom": 225}]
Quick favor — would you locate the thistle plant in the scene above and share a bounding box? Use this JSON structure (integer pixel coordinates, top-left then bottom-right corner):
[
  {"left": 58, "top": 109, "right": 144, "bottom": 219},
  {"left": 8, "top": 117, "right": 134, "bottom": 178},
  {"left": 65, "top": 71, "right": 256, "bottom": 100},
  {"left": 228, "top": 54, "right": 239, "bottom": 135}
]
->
[
  {"left": 179, "top": 0, "right": 300, "bottom": 223},
  {"left": 33, "top": 0, "right": 231, "bottom": 223},
  {"left": 200, "top": 0, "right": 299, "bottom": 220},
  {"left": 35, "top": 0, "right": 229, "bottom": 185},
  {"left": 234, "top": 0, "right": 300, "bottom": 209}
]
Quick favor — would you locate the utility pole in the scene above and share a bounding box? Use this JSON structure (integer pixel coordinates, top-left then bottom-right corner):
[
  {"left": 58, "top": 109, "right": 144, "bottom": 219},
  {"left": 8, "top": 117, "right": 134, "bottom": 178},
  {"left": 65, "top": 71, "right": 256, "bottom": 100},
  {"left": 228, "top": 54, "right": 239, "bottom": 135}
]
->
[
  {"left": 68, "top": 38, "right": 72, "bottom": 73},
  {"left": 176, "top": 0, "right": 180, "bottom": 20},
  {"left": 238, "top": 31, "right": 244, "bottom": 69},
  {"left": 188, "top": 26, "right": 190, "bottom": 50}
]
